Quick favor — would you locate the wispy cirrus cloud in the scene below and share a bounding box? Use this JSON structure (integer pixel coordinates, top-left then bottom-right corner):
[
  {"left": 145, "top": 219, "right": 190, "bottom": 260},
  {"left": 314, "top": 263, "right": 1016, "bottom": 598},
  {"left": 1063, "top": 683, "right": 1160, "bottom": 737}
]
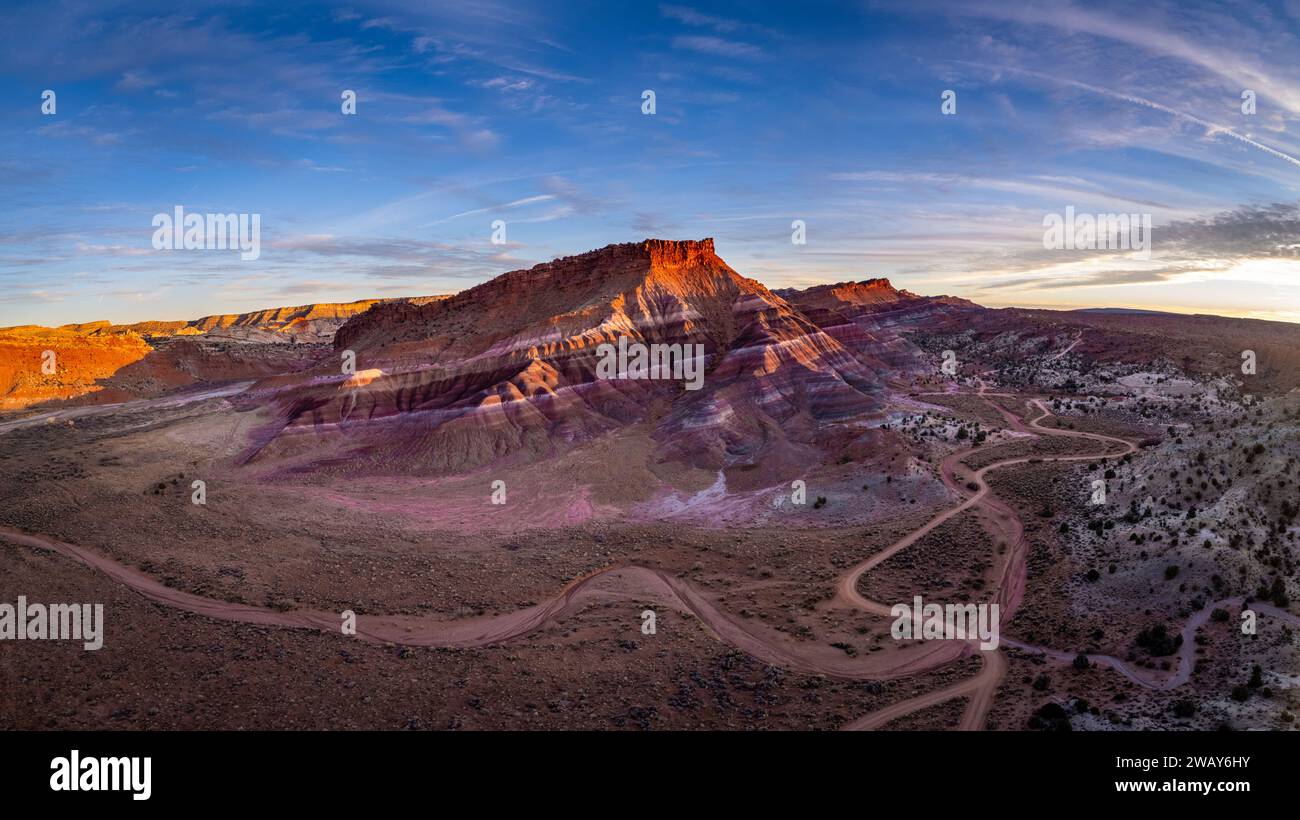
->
[
  {"left": 660, "top": 4, "right": 779, "bottom": 37},
  {"left": 431, "top": 194, "right": 556, "bottom": 224},
  {"left": 956, "top": 62, "right": 1300, "bottom": 170},
  {"left": 933, "top": 0, "right": 1300, "bottom": 115},
  {"left": 671, "top": 35, "right": 764, "bottom": 60},
  {"left": 4, "top": 0, "right": 1300, "bottom": 326}
]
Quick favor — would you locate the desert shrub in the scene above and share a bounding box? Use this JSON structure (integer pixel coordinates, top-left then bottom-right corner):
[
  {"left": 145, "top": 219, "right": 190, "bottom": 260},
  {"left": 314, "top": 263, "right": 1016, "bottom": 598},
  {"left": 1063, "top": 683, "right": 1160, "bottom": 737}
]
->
[
  {"left": 1135, "top": 624, "right": 1181, "bottom": 657},
  {"left": 1028, "top": 702, "right": 1072, "bottom": 731},
  {"left": 1248, "top": 664, "right": 1263, "bottom": 689}
]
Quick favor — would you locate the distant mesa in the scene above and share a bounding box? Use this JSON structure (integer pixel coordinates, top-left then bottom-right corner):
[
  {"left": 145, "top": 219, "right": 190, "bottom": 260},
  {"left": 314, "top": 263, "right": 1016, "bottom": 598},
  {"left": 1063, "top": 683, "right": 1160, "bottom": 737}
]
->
[
  {"left": 0, "top": 297, "right": 445, "bottom": 410},
  {"left": 774, "top": 277, "right": 918, "bottom": 308},
  {"left": 1071, "top": 307, "right": 1180, "bottom": 317}
]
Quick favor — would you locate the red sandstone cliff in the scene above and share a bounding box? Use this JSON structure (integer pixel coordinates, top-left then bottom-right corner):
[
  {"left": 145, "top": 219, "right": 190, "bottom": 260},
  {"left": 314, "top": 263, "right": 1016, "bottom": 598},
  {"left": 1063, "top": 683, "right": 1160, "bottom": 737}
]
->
[{"left": 246, "top": 240, "right": 886, "bottom": 475}]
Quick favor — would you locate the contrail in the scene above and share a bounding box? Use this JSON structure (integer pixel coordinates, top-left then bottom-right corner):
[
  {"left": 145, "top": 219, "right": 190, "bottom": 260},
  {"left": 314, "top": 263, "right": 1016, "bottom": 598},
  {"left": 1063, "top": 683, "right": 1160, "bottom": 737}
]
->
[{"left": 959, "top": 62, "right": 1300, "bottom": 170}]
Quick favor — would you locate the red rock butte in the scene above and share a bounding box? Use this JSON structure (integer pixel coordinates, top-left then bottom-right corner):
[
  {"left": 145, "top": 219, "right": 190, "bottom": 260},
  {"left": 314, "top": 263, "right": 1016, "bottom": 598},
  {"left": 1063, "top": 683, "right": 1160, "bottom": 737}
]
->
[{"left": 241, "top": 239, "right": 908, "bottom": 478}]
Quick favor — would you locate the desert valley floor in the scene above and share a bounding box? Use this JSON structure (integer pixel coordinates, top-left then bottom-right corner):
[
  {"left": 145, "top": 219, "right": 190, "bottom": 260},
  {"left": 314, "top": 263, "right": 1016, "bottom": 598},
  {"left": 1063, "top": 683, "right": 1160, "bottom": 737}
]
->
[{"left": 2, "top": 240, "right": 1297, "bottom": 730}]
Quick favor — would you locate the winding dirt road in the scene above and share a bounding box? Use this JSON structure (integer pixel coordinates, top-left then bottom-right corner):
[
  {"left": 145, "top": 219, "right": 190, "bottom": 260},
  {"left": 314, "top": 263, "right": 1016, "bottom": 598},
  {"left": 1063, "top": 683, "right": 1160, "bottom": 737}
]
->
[
  {"left": 833, "top": 394, "right": 1136, "bottom": 729},
  {"left": 2, "top": 385, "right": 1293, "bottom": 730}
]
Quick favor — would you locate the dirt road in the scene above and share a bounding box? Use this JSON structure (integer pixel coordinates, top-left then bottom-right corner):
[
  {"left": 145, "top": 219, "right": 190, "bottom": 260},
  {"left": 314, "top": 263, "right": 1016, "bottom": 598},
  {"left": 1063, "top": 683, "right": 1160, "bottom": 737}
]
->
[{"left": 2, "top": 386, "right": 1290, "bottom": 730}]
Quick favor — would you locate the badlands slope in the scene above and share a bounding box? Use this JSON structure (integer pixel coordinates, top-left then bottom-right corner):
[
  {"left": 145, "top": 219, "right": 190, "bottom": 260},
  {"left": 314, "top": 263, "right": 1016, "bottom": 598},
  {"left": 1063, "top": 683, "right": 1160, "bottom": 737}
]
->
[{"left": 242, "top": 240, "right": 912, "bottom": 481}]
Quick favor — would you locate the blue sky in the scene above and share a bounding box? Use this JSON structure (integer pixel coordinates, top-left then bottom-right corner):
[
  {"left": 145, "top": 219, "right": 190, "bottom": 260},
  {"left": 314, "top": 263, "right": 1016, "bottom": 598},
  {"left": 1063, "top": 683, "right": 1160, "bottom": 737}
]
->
[{"left": 4, "top": 0, "right": 1300, "bottom": 326}]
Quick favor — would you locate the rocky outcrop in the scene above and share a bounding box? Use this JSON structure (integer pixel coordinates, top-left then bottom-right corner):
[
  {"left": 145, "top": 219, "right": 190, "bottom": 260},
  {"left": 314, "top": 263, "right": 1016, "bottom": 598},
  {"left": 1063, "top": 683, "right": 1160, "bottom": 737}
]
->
[
  {"left": 773, "top": 277, "right": 919, "bottom": 310},
  {"left": 39, "top": 297, "right": 451, "bottom": 346},
  {"left": 189, "top": 300, "right": 390, "bottom": 343},
  {"left": 248, "top": 240, "right": 887, "bottom": 476},
  {"left": 0, "top": 326, "right": 155, "bottom": 409},
  {"left": 775, "top": 278, "right": 978, "bottom": 374},
  {"left": 0, "top": 325, "right": 335, "bottom": 412},
  {"left": 0, "top": 295, "right": 451, "bottom": 409}
]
